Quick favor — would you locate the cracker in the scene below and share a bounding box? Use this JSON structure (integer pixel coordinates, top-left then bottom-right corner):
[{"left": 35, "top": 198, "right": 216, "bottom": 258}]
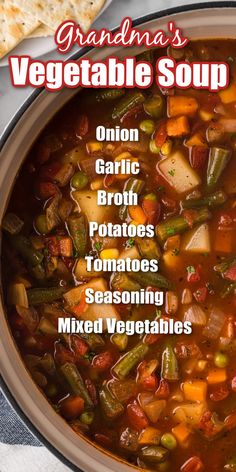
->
[
  {"left": 11, "top": 0, "right": 105, "bottom": 32},
  {"left": 0, "top": 0, "right": 39, "bottom": 59}
]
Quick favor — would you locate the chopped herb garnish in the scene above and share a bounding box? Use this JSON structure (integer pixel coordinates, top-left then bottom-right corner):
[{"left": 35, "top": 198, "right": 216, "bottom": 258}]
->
[
  {"left": 94, "top": 242, "right": 102, "bottom": 252},
  {"left": 84, "top": 351, "right": 95, "bottom": 362},
  {"left": 157, "top": 185, "right": 165, "bottom": 192},
  {"left": 168, "top": 169, "right": 175, "bottom": 177},
  {"left": 227, "top": 56, "right": 234, "bottom": 63},
  {"left": 126, "top": 238, "right": 135, "bottom": 248},
  {"left": 172, "top": 248, "right": 180, "bottom": 256},
  {"left": 186, "top": 265, "right": 196, "bottom": 274},
  {"left": 156, "top": 309, "right": 162, "bottom": 319},
  {"left": 166, "top": 227, "right": 175, "bottom": 236}
]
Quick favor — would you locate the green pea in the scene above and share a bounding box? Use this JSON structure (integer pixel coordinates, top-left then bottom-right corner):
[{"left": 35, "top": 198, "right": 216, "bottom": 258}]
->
[
  {"left": 160, "top": 433, "right": 177, "bottom": 451},
  {"left": 112, "top": 333, "right": 128, "bottom": 351},
  {"left": 71, "top": 171, "right": 88, "bottom": 190},
  {"left": 214, "top": 351, "right": 229, "bottom": 368},
  {"left": 139, "top": 119, "right": 155, "bottom": 135},
  {"left": 144, "top": 95, "right": 164, "bottom": 118},
  {"left": 80, "top": 411, "right": 94, "bottom": 425},
  {"left": 34, "top": 214, "right": 50, "bottom": 235},
  {"left": 149, "top": 139, "right": 160, "bottom": 154}
]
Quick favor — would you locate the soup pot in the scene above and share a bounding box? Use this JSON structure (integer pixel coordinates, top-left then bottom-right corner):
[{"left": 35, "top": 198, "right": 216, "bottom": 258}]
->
[{"left": 1, "top": 3, "right": 236, "bottom": 471}]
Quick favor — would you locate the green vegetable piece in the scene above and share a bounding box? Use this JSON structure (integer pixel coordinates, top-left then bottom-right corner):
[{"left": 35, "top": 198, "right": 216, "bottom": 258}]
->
[
  {"left": 10, "top": 234, "right": 44, "bottom": 267},
  {"left": 99, "top": 385, "right": 124, "bottom": 419},
  {"left": 161, "top": 344, "right": 179, "bottom": 381},
  {"left": 129, "top": 270, "right": 172, "bottom": 290},
  {"left": 136, "top": 237, "right": 161, "bottom": 260},
  {"left": 156, "top": 207, "right": 211, "bottom": 244},
  {"left": 221, "top": 282, "right": 236, "bottom": 299},
  {"left": 94, "top": 88, "right": 125, "bottom": 102},
  {"left": 34, "top": 214, "right": 50, "bottom": 235},
  {"left": 61, "top": 362, "right": 93, "bottom": 408},
  {"left": 113, "top": 342, "right": 149, "bottom": 379},
  {"left": 112, "top": 91, "right": 145, "bottom": 121},
  {"left": 149, "top": 139, "right": 161, "bottom": 154},
  {"left": 80, "top": 411, "right": 94, "bottom": 425},
  {"left": 139, "top": 446, "right": 169, "bottom": 464},
  {"left": 112, "top": 272, "right": 141, "bottom": 291},
  {"left": 207, "top": 147, "right": 231, "bottom": 190},
  {"left": 67, "top": 213, "right": 88, "bottom": 256},
  {"left": 71, "top": 171, "right": 88, "bottom": 190},
  {"left": 27, "top": 287, "right": 66, "bottom": 305},
  {"left": 181, "top": 190, "right": 227, "bottom": 209},
  {"left": 160, "top": 433, "right": 177, "bottom": 450},
  {"left": 214, "top": 256, "right": 236, "bottom": 275},
  {"left": 144, "top": 95, "right": 164, "bottom": 119},
  {"left": 2, "top": 212, "right": 24, "bottom": 235},
  {"left": 139, "top": 119, "right": 155, "bottom": 135},
  {"left": 112, "top": 333, "right": 128, "bottom": 351},
  {"left": 214, "top": 351, "right": 229, "bottom": 368}
]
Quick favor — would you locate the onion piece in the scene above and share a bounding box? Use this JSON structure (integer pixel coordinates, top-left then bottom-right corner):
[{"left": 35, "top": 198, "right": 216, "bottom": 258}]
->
[
  {"left": 203, "top": 307, "right": 226, "bottom": 339},
  {"left": 220, "top": 118, "right": 236, "bottom": 133},
  {"left": 183, "top": 304, "right": 207, "bottom": 326}
]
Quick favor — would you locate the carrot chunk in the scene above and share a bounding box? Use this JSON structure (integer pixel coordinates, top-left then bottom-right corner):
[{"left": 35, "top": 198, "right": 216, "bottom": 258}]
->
[
  {"left": 167, "top": 116, "right": 190, "bottom": 137},
  {"left": 168, "top": 96, "right": 198, "bottom": 117}
]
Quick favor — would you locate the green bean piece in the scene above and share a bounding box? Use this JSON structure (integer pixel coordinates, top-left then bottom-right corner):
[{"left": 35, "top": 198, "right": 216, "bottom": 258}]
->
[
  {"left": 111, "top": 272, "right": 141, "bottom": 291},
  {"left": 94, "top": 89, "right": 125, "bottom": 102},
  {"left": 30, "top": 263, "right": 46, "bottom": 282},
  {"left": 156, "top": 208, "right": 211, "bottom": 244},
  {"left": 144, "top": 95, "right": 164, "bottom": 119},
  {"left": 181, "top": 190, "right": 227, "bottom": 209},
  {"left": 224, "top": 455, "right": 236, "bottom": 471},
  {"left": 10, "top": 235, "right": 44, "bottom": 267},
  {"left": 136, "top": 237, "right": 162, "bottom": 260},
  {"left": 113, "top": 342, "right": 149, "bottom": 379},
  {"left": 220, "top": 282, "right": 236, "bottom": 299},
  {"left": 139, "top": 446, "right": 169, "bottom": 464},
  {"left": 161, "top": 344, "right": 179, "bottom": 381},
  {"left": 139, "top": 119, "right": 155, "bottom": 135},
  {"left": 99, "top": 385, "right": 124, "bottom": 419},
  {"left": 129, "top": 271, "right": 172, "bottom": 290},
  {"left": 214, "top": 256, "right": 236, "bottom": 275},
  {"left": 67, "top": 213, "right": 88, "bottom": 256},
  {"left": 71, "top": 171, "right": 88, "bottom": 190},
  {"left": 119, "top": 178, "right": 144, "bottom": 221},
  {"left": 207, "top": 147, "right": 231, "bottom": 190},
  {"left": 79, "top": 332, "right": 105, "bottom": 349},
  {"left": 61, "top": 362, "right": 93, "bottom": 408},
  {"left": 112, "top": 333, "right": 128, "bottom": 351},
  {"left": 27, "top": 287, "right": 66, "bottom": 305},
  {"left": 112, "top": 91, "right": 145, "bottom": 121}
]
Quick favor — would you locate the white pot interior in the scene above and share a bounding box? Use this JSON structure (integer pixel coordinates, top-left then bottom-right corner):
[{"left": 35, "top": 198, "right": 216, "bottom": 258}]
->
[{"left": 1, "top": 5, "right": 236, "bottom": 471}]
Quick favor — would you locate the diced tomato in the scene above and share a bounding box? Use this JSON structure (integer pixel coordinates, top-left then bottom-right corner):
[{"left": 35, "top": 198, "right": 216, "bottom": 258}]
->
[
  {"left": 175, "top": 342, "right": 202, "bottom": 359},
  {"left": 183, "top": 210, "right": 197, "bottom": 228},
  {"left": 85, "top": 378, "right": 98, "bottom": 406},
  {"left": 94, "top": 433, "right": 113, "bottom": 448},
  {"left": 155, "top": 121, "right": 167, "bottom": 148},
  {"left": 137, "top": 360, "right": 159, "bottom": 391},
  {"left": 71, "top": 293, "right": 88, "bottom": 317},
  {"left": 187, "top": 265, "right": 201, "bottom": 283},
  {"left": 36, "top": 181, "right": 58, "bottom": 200},
  {"left": 199, "top": 410, "right": 223, "bottom": 438},
  {"left": 46, "top": 236, "right": 60, "bottom": 256},
  {"left": 75, "top": 114, "right": 89, "bottom": 137},
  {"left": 190, "top": 146, "right": 209, "bottom": 169},
  {"left": 92, "top": 350, "right": 114, "bottom": 372},
  {"left": 142, "top": 198, "right": 161, "bottom": 225},
  {"left": 60, "top": 395, "right": 85, "bottom": 420},
  {"left": 70, "top": 335, "right": 89, "bottom": 358},
  {"left": 155, "top": 379, "right": 170, "bottom": 399},
  {"left": 59, "top": 237, "right": 73, "bottom": 258},
  {"left": 144, "top": 333, "right": 163, "bottom": 345},
  {"left": 210, "top": 385, "right": 229, "bottom": 402},
  {"left": 127, "top": 401, "right": 149, "bottom": 431},
  {"left": 121, "top": 104, "right": 143, "bottom": 123},
  {"left": 224, "top": 412, "right": 236, "bottom": 431},
  {"left": 54, "top": 342, "right": 75, "bottom": 365},
  {"left": 193, "top": 286, "right": 208, "bottom": 303},
  {"left": 231, "top": 376, "right": 236, "bottom": 392},
  {"left": 181, "top": 456, "right": 204, "bottom": 472},
  {"left": 40, "top": 161, "right": 62, "bottom": 181},
  {"left": 224, "top": 262, "right": 236, "bottom": 281}
]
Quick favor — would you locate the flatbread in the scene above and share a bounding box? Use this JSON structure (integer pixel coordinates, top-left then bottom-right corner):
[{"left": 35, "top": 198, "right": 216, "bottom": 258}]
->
[
  {"left": 0, "top": 0, "right": 39, "bottom": 59},
  {"left": 11, "top": 0, "right": 106, "bottom": 32},
  {"left": 29, "top": 24, "right": 53, "bottom": 38}
]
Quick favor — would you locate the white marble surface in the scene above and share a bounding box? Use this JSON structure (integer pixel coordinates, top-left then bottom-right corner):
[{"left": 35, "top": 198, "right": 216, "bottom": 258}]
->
[{"left": 0, "top": 0, "right": 205, "bottom": 139}]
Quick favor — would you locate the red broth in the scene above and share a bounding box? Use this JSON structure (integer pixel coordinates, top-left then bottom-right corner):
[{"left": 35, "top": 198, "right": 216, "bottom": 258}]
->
[{"left": 2, "top": 40, "right": 236, "bottom": 471}]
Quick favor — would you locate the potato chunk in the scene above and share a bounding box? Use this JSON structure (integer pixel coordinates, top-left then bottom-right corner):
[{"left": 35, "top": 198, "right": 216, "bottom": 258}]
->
[{"left": 158, "top": 151, "right": 201, "bottom": 194}]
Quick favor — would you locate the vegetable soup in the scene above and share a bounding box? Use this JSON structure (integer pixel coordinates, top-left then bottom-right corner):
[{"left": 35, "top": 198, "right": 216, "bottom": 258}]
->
[{"left": 2, "top": 40, "right": 236, "bottom": 472}]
